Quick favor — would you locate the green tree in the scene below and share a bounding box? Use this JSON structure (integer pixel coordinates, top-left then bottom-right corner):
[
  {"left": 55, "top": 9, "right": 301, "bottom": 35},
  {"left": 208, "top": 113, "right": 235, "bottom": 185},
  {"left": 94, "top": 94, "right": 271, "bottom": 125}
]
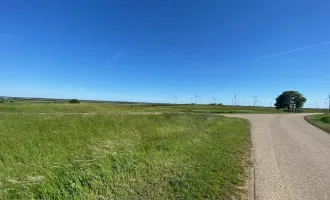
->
[
  {"left": 69, "top": 99, "right": 80, "bottom": 104},
  {"left": 274, "top": 91, "right": 307, "bottom": 112}
]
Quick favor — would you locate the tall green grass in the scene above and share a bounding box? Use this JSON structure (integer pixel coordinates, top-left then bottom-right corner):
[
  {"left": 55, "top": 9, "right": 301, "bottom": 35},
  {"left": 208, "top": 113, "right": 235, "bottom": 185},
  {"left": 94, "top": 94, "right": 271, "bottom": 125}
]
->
[
  {"left": 321, "top": 116, "right": 330, "bottom": 124},
  {"left": 0, "top": 113, "right": 250, "bottom": 199},
  {"left": 305, "top": 114, "right": 330, "bottom": 133},
  {"left": 0, "top": 103, "right": 156, "bottom": 113}
]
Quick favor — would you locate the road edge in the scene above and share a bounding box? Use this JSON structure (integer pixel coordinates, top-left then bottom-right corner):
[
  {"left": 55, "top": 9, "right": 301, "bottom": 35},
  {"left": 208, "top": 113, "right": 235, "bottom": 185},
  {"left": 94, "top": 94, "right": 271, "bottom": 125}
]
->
[
  {"left": 243, "top": 148, "right": 255, "bottom": 200},
  {"left": 221, "top": 115, "right": 255, "bottom": 200},
  {"left": 242, "top": 120, "right": 255, "bottom": 200},
  {"left": 304, "top": 115, "right": 330, "bottom": 134}
]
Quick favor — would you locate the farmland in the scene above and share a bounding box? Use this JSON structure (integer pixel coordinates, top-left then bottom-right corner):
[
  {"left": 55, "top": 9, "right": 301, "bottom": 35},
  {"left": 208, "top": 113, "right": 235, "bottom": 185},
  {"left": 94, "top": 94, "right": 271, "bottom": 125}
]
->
[
  {"left": 0, "top": 100, "right": 324, "bottom": 114},
  {"left": 0, "top": 103, "right": 252, "bottom": 199}
]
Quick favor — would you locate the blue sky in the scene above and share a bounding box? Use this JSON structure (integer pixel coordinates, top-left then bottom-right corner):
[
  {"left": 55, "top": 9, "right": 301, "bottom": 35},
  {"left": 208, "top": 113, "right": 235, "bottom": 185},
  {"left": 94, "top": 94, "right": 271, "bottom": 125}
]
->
[{"left": 1, "top": 0, "right": 330, "bottom": 107}]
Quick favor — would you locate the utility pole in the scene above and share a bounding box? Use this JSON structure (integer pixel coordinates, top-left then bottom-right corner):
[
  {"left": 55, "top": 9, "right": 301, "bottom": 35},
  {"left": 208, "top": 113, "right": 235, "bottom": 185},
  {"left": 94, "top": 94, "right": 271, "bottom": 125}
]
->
[{"left": 326, "top": 93, "right": 330, "bottom": 110}]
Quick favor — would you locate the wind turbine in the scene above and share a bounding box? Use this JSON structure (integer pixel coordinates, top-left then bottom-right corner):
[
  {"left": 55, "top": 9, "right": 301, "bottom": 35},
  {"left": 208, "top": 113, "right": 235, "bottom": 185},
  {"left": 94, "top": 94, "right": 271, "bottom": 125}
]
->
[
  {"left": 173, "top": 94, "right": 178, "bottom": 104},
  {"left": 194, "top": 93, "right": 200, "bottom": 104},
  {"left": 213, "top": 97, "right": 217, "bottom": 104},
  {"left": 326, "top": 93, "right": 330, "bottom": 110},
  {"left": 233, "top": 94, "right": 238, "bottom": 106},
  {"left": 252, "top": 96, "right": 258, "bottom": 107}
]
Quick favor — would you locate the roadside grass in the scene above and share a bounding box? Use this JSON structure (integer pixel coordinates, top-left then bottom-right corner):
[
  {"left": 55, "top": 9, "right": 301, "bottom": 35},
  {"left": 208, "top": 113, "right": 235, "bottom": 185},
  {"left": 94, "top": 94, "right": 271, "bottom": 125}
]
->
[
  {"left": 0, "top": 113, "right": 251, "bottom": 199},
  {"left": 305, "top": 114, "right": 330, "bottom": 133}
]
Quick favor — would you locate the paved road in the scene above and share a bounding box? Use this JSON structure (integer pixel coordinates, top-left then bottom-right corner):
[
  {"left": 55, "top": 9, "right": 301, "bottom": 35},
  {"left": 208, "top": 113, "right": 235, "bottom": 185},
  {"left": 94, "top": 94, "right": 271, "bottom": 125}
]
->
[{"left": 224, "top": 114, "right": 330, "bottom": 200}]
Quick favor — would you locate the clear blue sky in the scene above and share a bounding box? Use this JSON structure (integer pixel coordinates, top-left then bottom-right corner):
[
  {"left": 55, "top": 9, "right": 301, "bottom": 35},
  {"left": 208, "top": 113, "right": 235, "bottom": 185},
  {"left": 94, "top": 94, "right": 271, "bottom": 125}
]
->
[{"left": 1, "top": 0, "right": 330, "bottom": 107}]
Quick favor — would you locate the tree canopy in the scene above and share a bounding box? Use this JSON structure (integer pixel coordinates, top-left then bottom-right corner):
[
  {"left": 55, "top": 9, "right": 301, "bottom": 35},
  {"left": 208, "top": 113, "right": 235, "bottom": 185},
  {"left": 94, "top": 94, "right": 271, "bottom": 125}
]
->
[
  {"left": 274, "top": 91, "right": 307, "bottom": 112},
  {"left": 69, "top": 99, "right": 80, "bottom": 104}
]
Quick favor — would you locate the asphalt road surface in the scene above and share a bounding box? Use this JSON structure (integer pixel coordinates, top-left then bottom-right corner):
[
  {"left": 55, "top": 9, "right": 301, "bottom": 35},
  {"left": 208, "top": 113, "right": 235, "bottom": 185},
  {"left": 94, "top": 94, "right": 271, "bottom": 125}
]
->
[{"left": 224, "top": 114, "right": 330, "bottom": 200}]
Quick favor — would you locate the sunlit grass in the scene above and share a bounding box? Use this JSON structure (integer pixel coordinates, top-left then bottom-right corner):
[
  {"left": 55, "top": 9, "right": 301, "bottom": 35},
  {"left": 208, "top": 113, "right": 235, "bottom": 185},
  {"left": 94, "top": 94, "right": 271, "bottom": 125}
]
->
[
  {"left": 0, "top": 113, "right": 250, "bottom": 199},
  {"left": 0, "top": 102, "right": 323, "bottom": 114},
  {"left": 305, "top": 114, "right": 330, "bottom": 133}
]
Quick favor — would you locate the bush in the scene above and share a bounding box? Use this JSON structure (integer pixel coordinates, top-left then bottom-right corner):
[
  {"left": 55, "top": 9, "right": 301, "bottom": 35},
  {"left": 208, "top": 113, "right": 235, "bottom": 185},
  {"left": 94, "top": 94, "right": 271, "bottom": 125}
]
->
[
  {"left": 0, "top": 99, "right": 4, "bottom": 103},
  {"left": 69, "top": 99, "right": 80, "bottom": 104},
  {"left": 321, "top": 116, "right": 330, "bottom": 124}
]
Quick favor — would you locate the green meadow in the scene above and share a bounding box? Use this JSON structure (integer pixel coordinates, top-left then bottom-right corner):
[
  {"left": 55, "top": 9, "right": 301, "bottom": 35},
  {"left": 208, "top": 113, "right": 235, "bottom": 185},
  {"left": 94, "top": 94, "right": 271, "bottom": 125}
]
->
[{"left": 0, "top": 111, "right": 251, "bottom": 199}]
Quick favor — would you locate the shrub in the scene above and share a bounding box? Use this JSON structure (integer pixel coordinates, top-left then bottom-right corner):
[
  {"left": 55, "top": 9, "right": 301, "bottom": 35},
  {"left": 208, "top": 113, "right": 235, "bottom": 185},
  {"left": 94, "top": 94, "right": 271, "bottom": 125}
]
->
[
  {"left": 0, "top": 99, "right": 4, "bottom": 103},
  {"left": 69, "top": 99, "right": 80, "bottom": 104},
  {"left": 321, "top": 116, "right": 330, "bottom": 124}
]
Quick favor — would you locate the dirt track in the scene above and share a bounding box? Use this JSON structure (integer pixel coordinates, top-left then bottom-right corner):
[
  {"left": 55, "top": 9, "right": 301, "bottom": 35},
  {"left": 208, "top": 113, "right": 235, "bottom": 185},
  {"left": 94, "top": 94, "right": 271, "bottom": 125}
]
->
[{"left": 224, "top": 114, "right": 330, "bottom": 200}]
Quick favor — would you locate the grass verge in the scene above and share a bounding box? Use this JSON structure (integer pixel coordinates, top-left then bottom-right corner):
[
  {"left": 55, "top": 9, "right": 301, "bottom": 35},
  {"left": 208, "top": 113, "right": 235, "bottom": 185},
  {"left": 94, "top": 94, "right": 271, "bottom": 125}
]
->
[
  {"left": 305, "top": 114, "right": 330, "bottom": 133},
  {"left": 0, "top": 113, "right": 251, "bottom": 199}
]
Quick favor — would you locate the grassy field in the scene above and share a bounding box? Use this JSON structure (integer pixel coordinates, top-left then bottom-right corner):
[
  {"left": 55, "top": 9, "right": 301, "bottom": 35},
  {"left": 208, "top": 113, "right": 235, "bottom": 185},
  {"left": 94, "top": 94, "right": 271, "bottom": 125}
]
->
[
  {"left": 305, "top": 114, "right": 330, "bottom": 133},
  {"left": 0, "top": 112, "right": 251, "bottom": 199},
  {"left": 0, "top": 101, "right": 324, "bottom": 114},
  {"left": 0, "top": 103, "right": 155, "bottom": 113}
]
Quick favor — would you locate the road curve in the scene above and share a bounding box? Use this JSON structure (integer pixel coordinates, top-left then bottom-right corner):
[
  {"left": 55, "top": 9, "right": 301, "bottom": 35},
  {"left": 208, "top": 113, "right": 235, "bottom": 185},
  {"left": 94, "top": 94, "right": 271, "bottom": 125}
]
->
[{"left": 223, "top": 114, "right": 330, "bottom": 200}]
